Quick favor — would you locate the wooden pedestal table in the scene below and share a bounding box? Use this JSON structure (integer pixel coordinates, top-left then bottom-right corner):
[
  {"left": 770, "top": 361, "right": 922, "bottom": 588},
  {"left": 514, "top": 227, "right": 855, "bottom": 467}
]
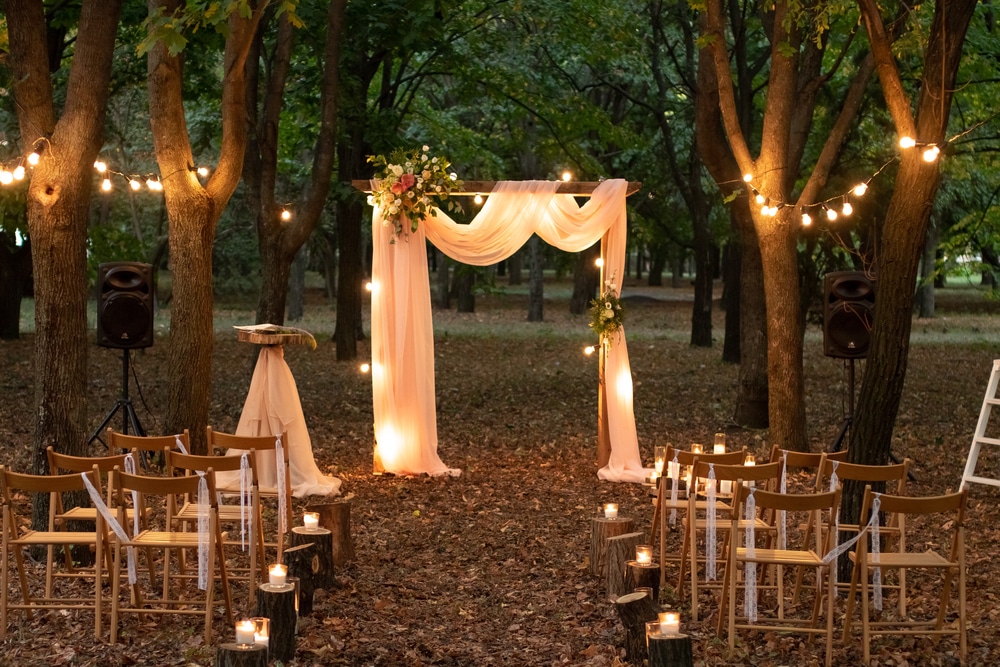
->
[
  {"left": 287, "top": 526, "right": 336, "bottom": 614},
  {"left": 304, "top": 497, "right": 355, "bottom": 566},
  {"left": 626, "top": 560, "right": 660, "bottom": 602},
  {"left": 256, "top": 583, "right": 296, "bottom": 662},
  {"left": 215, "top": 642, "right": 268, "bottom": 667},
  {"left": 614, "top": 590, "right": 659, "bottom": 664},
  {"left": 589, "top": 516, "right": 635, "bottom": 578},
  {"left": 647, "top": 632, "right": 694, "bottom": 667},
  {"left": 605, "top": 531, "right": 644, "bottom": 601}
]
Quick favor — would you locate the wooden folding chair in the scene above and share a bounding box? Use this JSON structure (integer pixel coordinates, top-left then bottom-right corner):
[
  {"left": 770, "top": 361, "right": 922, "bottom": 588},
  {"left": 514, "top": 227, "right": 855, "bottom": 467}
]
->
[
  {"left": 844, "top": 487, "right": 967, "bottom": 665},
  {"left": 767, "top": 444, "right": 848, "bottom": 492},
  {"left": 206, "top": 427, "right": 293, "bottom": 559},
  {"left": 1, "top": 465, "right": 106, "bottom": 640},
  {"left": 164, "top": 448, "right": 262, "bottom": 605},
  {"left": 109, "top": 466, "right": 233, "bottom": 644},
  {"left": 106, "top": 428, "right": 191, "bottom": 471},
  {"left": 650, "top": 446, "right": 746, "bottom": 589},
  {"left": 721, "top": 484, "right": 841, "bottom": 667},
  {"left": 680, "top": 459, "right": 782, "bottom": 621}
]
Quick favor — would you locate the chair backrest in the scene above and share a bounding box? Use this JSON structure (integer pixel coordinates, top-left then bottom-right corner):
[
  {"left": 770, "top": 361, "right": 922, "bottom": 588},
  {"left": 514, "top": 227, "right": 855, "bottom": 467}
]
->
[
  {"left": 692, "top": 459, "right": 783, "bottom": 485},
  {"left": 165, "top": 449, "right": 254, "bottom": 477},
  {"left": 734, "top": 484, "right": 841, "bottom": 552},
  {"left": 47, "top": 446, "right": 131, "bottom": 474},
  {"left": 817, "top": 458, "right": 911, "bottom": 495},
  {"left": 768, "top": 443, "right": 849, "bottom": 468},
  {"left": 668, "top": 446, "right": 747, "bottom": 467},
  {"left": 1, "top": 465, "right": 103, "bottom": 530},
  {"left": 113, "top": 466, "right": 219, "bottom": 528},
  {"left": 107, "top": 428, "right": 191, "bottom": 454},
  {"left": 859, "top": 486, "right": 967, "bottom": 560}
]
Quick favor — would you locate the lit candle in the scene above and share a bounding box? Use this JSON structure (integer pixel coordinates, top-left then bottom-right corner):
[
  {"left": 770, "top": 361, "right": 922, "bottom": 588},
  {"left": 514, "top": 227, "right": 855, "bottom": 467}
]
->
[
  {"left": 691, "top": 443, "right": 703, "bottom": 455},
  {"left": 636, "top": 545, "right": 653, "bottom": 565},
  {"left": 303, "top": 512, "right": 319, "bottom": 530},
  {"left": 646, "top": 471, "right": 659, "bottom": 485},
  {"left": 659, "top": 611, "right": 680, "bottom": 635},
  {"left": 654, "top": 445, "right": 667, "bottom": 474},
  {"left": 744, "top": 453, "right": 756, "bottom": 466},
  {"left": 268, "top": 563, "right": 287, "bottom": 587},
  {"left": 235, "top": 619, "right": 255, "bottom": 645},
  {"left": 251, "top": 617, "right": 269, "bottom": 646},
  {"left": 654, "top": 457, "right": 665, "bottom": 475},
  {"left": 719, "top": 479, "right": 733, "bottom": 495},
  {"left": 604, "top": 503, "right": 618, "bottom": 520},
  {"left": 714, "top": 432, "right": 727, "bottom": 454}
]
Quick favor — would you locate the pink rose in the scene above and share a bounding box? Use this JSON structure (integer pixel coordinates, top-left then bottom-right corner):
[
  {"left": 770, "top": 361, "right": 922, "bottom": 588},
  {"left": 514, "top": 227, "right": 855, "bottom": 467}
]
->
[
  {"left": 400, "top": 173, "right": 416, "bottom": 189},
  {"left": 391, "top": 182, "right": 404, "bottom": 194}
]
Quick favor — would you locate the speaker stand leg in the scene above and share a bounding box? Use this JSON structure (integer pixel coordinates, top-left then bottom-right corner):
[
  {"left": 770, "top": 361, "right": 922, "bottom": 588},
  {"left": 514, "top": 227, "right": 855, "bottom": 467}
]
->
[{"left": 88, "top": 350, "right": 147, "bottom": 447}]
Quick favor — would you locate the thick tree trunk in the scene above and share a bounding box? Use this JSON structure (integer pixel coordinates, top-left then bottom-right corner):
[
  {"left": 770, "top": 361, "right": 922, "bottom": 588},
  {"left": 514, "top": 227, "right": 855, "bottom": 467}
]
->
[
  {"left": 647, "top": 249, "right": 665, "bottom": 287},
  {"left": 287, "top": 245, "right": 307, "bottom": 321},
  {"left": 570, "top": 243, "right": 600, "bottom": 315},
  {"left": 733, "top": 210, "right": 768, "bottom": 428},
  {"left": 334, "top": 192, "right": 365, "bottom": 359},
  {"left": 690, "top": 206, "right": 713, "bottom": 348},
  {"left": 258, "top": 240, "right": 294, "bottom": 325},
  {"left": 527, "top": 236, "right": 544, "bottom": 322},
  {"left": 455, "top": 265, "right": 475, "bottom": 313},
  {"left": 508, "top": 249, "right": 522, "bottom": 285},
  {"left": 721, "top": 239, "right": 740, "bottom": 364},
  {"left": 0, "top": 240, "right": 31, "bottom": 340},
  {"left": 918, "top": 220, "right": 936, "bottom": 319},
  {"left": 434, "top": 249, "right": 451, "bottom": 309}
]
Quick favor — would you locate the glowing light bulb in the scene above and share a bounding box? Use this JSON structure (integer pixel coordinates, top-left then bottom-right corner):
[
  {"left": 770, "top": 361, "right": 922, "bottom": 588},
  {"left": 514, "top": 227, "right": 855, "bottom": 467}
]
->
[
  {"left": 94, "top": 161, "right": 107, "bottom": 173},
  {"left": 842, "top": 202, "right": 853, "bottom": 216},
  {"left": 802, "top": 213, "right": 812, "bottom": 226},
  {"left": 899, "top": 136, "right": 916, "bottom": 149},
  {"left": 562, "top": 171, "right": 572, "bottom": 182},
  {"left": 754, "top": 193, "right": 765, "bottom": 205},
  {"left": 595, "top": 257, "right": 604, "bottom": 268},
  {"left": 853, "top": 182, "right": 868, "bottom": 197},
  {"left": 101, "top": 178, "right": 112, "bottom": 192},
  {"left": 473, "top": 194, "right": 483, "bottom": 205},
  {"left": 12, "top": 166, "right": 25, "bottom": 180},
  {"left": 360, "top": 363, "right": 371, "bottom": 373},
  {"left": 365, "top": 281, "right": 373, "bottom": 292},
  {"left": 742, "top": 173, "right": 753, "bottom": 183},
  {"left": 281, "top": 209, "right": 292, "bottom": 221},
  {"left": 0, "top": 170, "right": 12, "bottom": 185},
  {"left": 129, "top": 179, "right": 141, "bottom": 191},
  {"left": 584, "top": 345, "right": 596, "bottom": 356},
  {"left": 27, "top": 152, "right": 40, "bottom": 166},
  {"left": 826, "top": 207, "right": 838, "bottom": 221},
  {"left": 145, "top": 176, "right": 160, "bottom": 191},
  {"left": 197, "top": 166, "right": 209, "bottom": 177},
  {"left": 922, "top": 145, "right": 940, "bottom": 162}
]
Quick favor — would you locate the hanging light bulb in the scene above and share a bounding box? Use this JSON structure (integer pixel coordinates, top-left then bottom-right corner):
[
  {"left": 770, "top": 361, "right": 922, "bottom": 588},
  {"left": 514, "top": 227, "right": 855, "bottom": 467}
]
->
[
  {"left": 561, "top": 170, "right": 572, "bottom": 182},
  {"left": 754, "top": 192, "right": 766, "bottom": 205},
  {"left": 899, "top": 136, "right": 916, "bottom": 149},
  {"left": 129, "top": 178, "right": 141, "bottom": 191},
  {"left": 145, "top": 175, "right": 162, "bottom": 191},
  {"left": 473, "top": 194, "right": 484, "bottom": 205},
  {"left": 826, "top": 206, "right": 838, "bottom": 221},
  {"left": 197, "top": 166, "right": 210, "bottom": 177},
  {"left": 0, "top": 170, "right": 12, "bottom": 185},
  {"left": 742, "top": 173, "right": 753, "bottom": 183},
  {"left": 842, "top": 201, "right": 853, "bottom": 216},
  {"left": 853, "top": 182, "right": 868, "bottom": 197},
  {"left": 101, "top": 178, "right": 112, "bottom": 192},
  {"left": 94, "top": 160, "right": 107, "bottom": 173},
  {"left": 595, "top": 257, "right": 604, "bottom": 268},
  {"left": 801, "top": 212, "right": 813, "bottom": 226},
  {"left": 584, "top": 345, "right": 596, "bottom": 356},
  {"left": 922, "top": 145, "right": 940, "bottom": 162},
  {"left": 281, "top": 209, "right": 292, "bottom": 221},
  {"left": 27, "top": 152, "right": 40, "bottom": 166},
  {"left": 12, "top": 165, "right": 25, "bottom": 180}
]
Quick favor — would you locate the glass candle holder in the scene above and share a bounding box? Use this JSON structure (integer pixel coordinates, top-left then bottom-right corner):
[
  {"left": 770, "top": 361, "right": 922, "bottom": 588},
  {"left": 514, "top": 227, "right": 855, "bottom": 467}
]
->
[
  {"left": 653, "top": 445, "right": 667, "bottom": 475},
  {"left": 658, "top": 610, "right": 680, "bottom": 635},
  {"left": 303, "top": 511, "right": 319, "bottom": 530},
  {"left": 268, "top": 563, "right": 287, "bottom": 587},
  {"left": 250, "top": 616, "right": 270, "bottom": 646},
  {"left": 691, "top": 443, "right": 703, "bottom": 455},
  {"left": 235, "top": 619, "right": 255, "bottom": 646},
  {"left": 714, "top": 432, "right": 726, "bottom": 454},
  {"left": 603, "top": 503, "right": 618, "bottom": 520},
  {"left": 636, "top": 544, "right": 653, "bottom": 565},
  {"left": 645, "top": 620, "right": 662, "bottom": 646}
]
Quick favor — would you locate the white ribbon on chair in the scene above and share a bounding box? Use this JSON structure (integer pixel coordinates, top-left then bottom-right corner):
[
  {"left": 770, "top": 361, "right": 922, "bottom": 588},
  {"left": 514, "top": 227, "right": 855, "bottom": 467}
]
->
[
  {"left": 828, "top": 461, "right": 840, "bottom": 596},
  {"left": 195, "top": 471, "right": 210, "bottom": 591},
  {"left": 81, "top": 472, "right": 137, "bottom": 585},
  {"left": 744, "top": 486, "right": 758, "bottom": 622},
  {"left": 239, "top": 452, "right": 252, "bottom": 552},
  {"left": 821, "top": 492, "right": 882, "bottom": 607},
  {"left": 124, "top": 453, "right": 141, "bottom": 544},
  {"left": 706, "top": 463, "right": 717, "bottom": 580},
  {"left": 174, "top": 435, "right": 188, "bottom": 454},
  {"left": 778, "top": 452, "right": 788, "bottom": 551},
  {"left": 275, "top": 434, "right": 287, "bottom": 536},
  {"left": 669, "top": 451, "right": 680, "bottom": 526}
]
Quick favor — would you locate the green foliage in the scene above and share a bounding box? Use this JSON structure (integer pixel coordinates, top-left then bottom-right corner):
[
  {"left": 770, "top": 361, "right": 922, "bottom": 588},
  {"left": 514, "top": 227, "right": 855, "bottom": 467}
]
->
[{"left": 588, "top": 275, "right": 624, "bottom": 342}]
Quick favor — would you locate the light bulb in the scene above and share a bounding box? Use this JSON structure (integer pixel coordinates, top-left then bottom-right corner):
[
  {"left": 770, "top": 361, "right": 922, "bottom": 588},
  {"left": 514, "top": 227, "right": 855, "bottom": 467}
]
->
[
  {"left": 145, "top": 177, "right": 159, "bottom": 191},
  {"left": 842, "top": 202, "right": 853, "bottom": 216},
  {"left": 923, "top": 145, "right": 940, "bottom": 162},
  {"left": 473, "top": 194, "right": 483, "bottom": 205},
  {"left": 595, "top": 257, "right": 604, "bottom": 268},
  {"left": 853, "top": 182, "right": 868, "bottom": 197},
  {"left": 755, "top": 193, "right": 765, "bottom": 205},
  {"left": 94, "top": 160, "right": 107, "bottom": 173},
  {"left": 101, "top": 178, "right": 112, "bottom": 192},
  {"left": 197, "top": 166, "right": 209, "bottom": 177},
  {"left": 365, "top": 281, "right": 373, "bottom": 292},
  {"left": 27, "top": 152, "right": 40, "bottom": 166},
  {"left": 562, "top": 171, "right": 572, "bottom": 182},
  {"left": 281, "top": 209, "right": 292, "bottom": 221},
  {"left": 360, "top": 363, "right": 371, "bottom": 373},
  {"left": 584, "top": 346, "right": 596, "bottom": 356},
  {"left": 801, "top": 213, "right": 812, "bottom": 226},
  {"left": 826, "top": 207, "right": 838, "bottom": 221},
  {"left": 12, "top": 165, "right": 25, "bottom": 180},
  {"left": 129, "top": 179, "right": 141, "bottom": 191},
  {"left": 742, "top": 173, "right": 753, "bottom": 182},
  {"left": 899, "top": 136, "right": 916, "bottom": 149},
  {"left": 0, "top": 170, "right": 12, "bottom": 185}
]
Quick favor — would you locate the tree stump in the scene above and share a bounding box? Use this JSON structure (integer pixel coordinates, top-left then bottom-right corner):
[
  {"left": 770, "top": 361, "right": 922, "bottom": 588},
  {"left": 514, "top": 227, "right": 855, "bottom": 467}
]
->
[
  {"left": 606, "top": 531, "right": 644, "bottom": 601},
  {"left": 215, "top": 642, "right": 268, "bottom": 667},
  {"left": 287, "top": 526, "right": 336, "bottom": 615},
  {"left": 255, "top": 583, "right": 296, "bottom": 662},
  {"left": 305, "top": 498, "right": 355, "bottom": 566},
  {"left": 589, "top": 516, "right": 635, "bottom": 577},
  {"left": 626, "top": 560, "right": 660, "bottom": 601},
  {"left": 614, "top": 590, "right": 659, "bottom": 664},
  {"left": 647, "top": 633, "right": 694, "bottom": 667}
]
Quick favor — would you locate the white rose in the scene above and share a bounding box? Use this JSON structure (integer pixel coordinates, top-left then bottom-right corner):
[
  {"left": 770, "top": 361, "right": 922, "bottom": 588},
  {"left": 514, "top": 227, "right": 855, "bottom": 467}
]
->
[
  {"left": 450, "top": 173, "right": 457, "bottom": 180},
  {"left": 436, "top": 185, "right": 442, "bottom": 192},
  {"left": 391, "top": 164, "right": 403, "bottom": 176},
  {"left": 602, "top": 310, "right": 613, "bottom": 320},
  {"left": 422, "top": 154, "right": 428, "bottom": 162},
  {"left": 604, "top": 301, "right": 612, "bottom": 309},
  {"left": 367, "top": 195, "right": 374, "bottom": 206},
  {"left": 422, "top": 145, "right": 430, "bottom": 152},
  {"left": 432, "top": 157, "right": 438, "bottom": 163}
]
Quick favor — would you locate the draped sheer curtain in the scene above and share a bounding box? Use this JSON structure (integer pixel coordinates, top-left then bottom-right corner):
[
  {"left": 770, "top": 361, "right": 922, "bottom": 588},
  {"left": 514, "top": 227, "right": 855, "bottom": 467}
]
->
[{"left": 370, "top": 179, "right": 647, "bottom": 481}]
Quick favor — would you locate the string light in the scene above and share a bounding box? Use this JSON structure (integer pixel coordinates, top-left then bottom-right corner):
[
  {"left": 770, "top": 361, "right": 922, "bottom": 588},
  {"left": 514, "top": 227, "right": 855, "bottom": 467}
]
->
[
  {"left": 561, "top": 170, "right": 572, "bottom": 182},
  {"left": 583, "top": 345, "right": 596, "bottom": 356},
  {"left": 825, "top": 205, "right": 838, "bottom": 222},
  {"left": 801, "top": 212, "right": 813, "bottom": 226},
  {"left": 852, "top": 182, "right": 868, "bottom": 197},
  {"left": 26, "top": 151, "right": 39, "bottom": 166},
  {"left": 922, "top": 145, "right": 941, "bottom": 162},
  {"left": 899, "top": 136, "right": 916, "bottom": 149},
  {"left": 841, "top": 200, "right": 853, "bottom": 216},
  {"left": 280, "top": 209, "right": 292, "bottom": 221},
  {"left": 595, "top": 257, "right": 604, "bottom": 268},
  {"left": 473, "top": 194, "right": 484, "bottom": 205}
]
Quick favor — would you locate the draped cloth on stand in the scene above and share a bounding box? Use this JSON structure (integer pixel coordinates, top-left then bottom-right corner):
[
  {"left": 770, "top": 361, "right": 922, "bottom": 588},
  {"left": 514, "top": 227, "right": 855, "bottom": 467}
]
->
[
  {"left": 228, "top": 345, "right": 342, "bottom": 497},
  {"left": 371, "top": 178, "right": 646, "bottom": 482}
]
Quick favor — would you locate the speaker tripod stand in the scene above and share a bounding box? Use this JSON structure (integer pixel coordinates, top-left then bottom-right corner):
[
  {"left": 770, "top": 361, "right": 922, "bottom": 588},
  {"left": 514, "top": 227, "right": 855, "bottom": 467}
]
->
[{"left": 88, "top": 348, "right": 146, "bottom": 446}]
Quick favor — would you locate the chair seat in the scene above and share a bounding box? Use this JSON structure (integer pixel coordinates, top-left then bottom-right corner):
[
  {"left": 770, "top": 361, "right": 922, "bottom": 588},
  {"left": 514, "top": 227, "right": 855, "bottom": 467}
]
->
[
  {"left": 58, "top": 507, "right": 135, "bottom": 522},
  {"left": 13, "top": 530, "right": 98, "bottom": 546},
  {"left": 176, "top": 502, "right": 249, "bottom": 522},
  {"left": 737, "top": 547, "right": 822, "bottom": 566},
  {"left": 133, "top": 530, "right": 229, "bottom": 547},
  {"left": 851, "top": 549, "right": 953, "bottom": 568},
  {"left": 684, "top": 517, "right": 770, "bottom": 530}
]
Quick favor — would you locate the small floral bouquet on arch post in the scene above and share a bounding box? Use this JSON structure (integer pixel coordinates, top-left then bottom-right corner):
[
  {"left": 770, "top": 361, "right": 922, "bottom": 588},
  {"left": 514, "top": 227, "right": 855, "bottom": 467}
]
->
[
  {"left": 589, "top": 274, "right": 625, "bottom": 344},
  {"left": 367, "top": 146, "right": 462, "bottom": 241}
]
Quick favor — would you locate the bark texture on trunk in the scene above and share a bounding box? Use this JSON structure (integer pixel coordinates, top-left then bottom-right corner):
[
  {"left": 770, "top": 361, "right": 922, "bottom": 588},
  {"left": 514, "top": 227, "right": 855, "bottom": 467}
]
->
[{"left": 570, "top": 243, "right": 601, "bottom": 315}]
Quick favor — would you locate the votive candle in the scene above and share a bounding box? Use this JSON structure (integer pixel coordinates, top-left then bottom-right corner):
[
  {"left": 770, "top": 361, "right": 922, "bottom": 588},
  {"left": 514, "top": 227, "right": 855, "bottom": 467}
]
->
[
  {"left": 636, "top": 544, "right": 653, "bottom": 565},
  {"left": 659, "top": 611, "right": 680, "bottom": 635},
  {"left": 235, "top": 619, "right": 255, "bottom": 645},
  {"left": 714, "top": 432, "right": 727, "bottom": 453},
  {"left": 268, "top": 563, "right": 287, "bottom": 587},
  {"left": 604, "top": 503, "right": 618, "bottom": 520},
  {"left": 250, "top": 617, "right": 270, "bottom": 646},
  {"left": 303, "top": 512, "right": 319, "bottom": 530},
  {"left": 691, "top": 443, "right": 703, "bottom": 455}
]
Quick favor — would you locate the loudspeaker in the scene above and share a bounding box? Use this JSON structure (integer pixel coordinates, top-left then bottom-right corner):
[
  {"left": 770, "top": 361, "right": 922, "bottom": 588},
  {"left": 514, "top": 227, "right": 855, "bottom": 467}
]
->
[
  {"left": 823, "top": 270, "right": 875, "bottom": 359},
  {"left": 97, "top": 262, "right": 154, "bottom": 349}
]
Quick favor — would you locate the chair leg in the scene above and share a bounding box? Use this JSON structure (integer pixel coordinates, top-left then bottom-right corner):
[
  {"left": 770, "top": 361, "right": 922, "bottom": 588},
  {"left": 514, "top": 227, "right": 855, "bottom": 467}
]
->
[
  {"left": 860, "top": 557, "right": 871, "bottom": 665},
  {"left": 216, "top": 539, "right": 234, "bottom": 626},
  {"left": 959, "top": 558, "right": 967, "bottom": 664},
  {"left": 842, "top": 554, "right": 861, "bottom": 642},
  {"left": 1, "top": 523, "right": 8, "bottom": 639},
  {"left": 111, "top": 542, "right": 122, "bottom": 643},
  {"left": 95, "top": 530, "right": 103, "bottom": 640},
  {"left": 824, "top": 566, "right": 834, "bottom": 667},
  {"left": 11, "top": 537, "right": 33, "bottom": 621}
]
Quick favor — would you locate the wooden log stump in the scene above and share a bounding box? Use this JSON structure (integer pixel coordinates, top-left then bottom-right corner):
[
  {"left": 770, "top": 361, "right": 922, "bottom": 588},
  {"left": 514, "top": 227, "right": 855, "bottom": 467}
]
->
[
  {"left": 589, "top": 516, "right": 635, "bottom": 577},
  {"left": 305, "top": 497, "right": 354, "bottom": 566},
  {"left": 287, "top": 526, "right": 336, "bottom": 615},
  {"left": 647, "top": 632, "right": 694, "bottom": 667},
  {"left": 614, "top": 590, "right": 659, "bottom": 664},
  {"left": 255, "top": 583, "right": 296, "bottom": 662},
  {"left": 215, "top": 642, "right": 268, "bottom": 667},
  {"left": 605, "top": 531, "right": 644, "bottom": 601},
  {"left": 626, "top": 560, "right": 660, "bottom": 601}
]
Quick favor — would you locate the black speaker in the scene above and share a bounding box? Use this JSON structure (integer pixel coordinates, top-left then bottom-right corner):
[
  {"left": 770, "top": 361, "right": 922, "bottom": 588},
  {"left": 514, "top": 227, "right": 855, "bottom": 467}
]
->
[
  {"left": 823, "top": 270, "right": 875, "bottom": 359},
  {"left": 97, "top": 262, "right": 154, "bottom": 349}
]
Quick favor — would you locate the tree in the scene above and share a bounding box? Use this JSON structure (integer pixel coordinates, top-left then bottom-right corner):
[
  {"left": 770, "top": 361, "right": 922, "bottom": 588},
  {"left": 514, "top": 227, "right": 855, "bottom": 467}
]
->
[
  {"left": 6, "top": 0, "right": 122, "bottom": 530},
  {"left": 848, "top": 2, "right": 978, "bottom": 462},
  {"left": 144, "top": 2, "right": 266, "bottom": 452},
  {"left": 245, "top": 1, "right": 347, "bottom": 326}
]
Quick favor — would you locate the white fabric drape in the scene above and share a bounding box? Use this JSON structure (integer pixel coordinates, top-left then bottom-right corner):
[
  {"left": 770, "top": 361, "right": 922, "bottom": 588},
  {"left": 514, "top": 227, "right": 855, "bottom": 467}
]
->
[
  {"left": 371, "top": 179, "right": 644, "bottom": 481},
  {"left": 231, "top": 346, "right": 342, "bottom": 497}
]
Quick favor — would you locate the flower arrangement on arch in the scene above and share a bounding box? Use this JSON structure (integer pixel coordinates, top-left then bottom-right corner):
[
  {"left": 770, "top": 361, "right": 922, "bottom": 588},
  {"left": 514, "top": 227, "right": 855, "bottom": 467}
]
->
[
  {"left": 589, "top": 275, "right": 625, "bottom": 342},
  {"left": 367, "top": 146, "right": 463, "bottom": 241}
]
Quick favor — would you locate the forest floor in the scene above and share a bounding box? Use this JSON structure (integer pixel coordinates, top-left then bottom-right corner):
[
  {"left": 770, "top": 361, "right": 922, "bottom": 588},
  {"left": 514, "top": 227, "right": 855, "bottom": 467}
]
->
[{"left": 1, "top": 276, "right": 999, "bottom": 666}]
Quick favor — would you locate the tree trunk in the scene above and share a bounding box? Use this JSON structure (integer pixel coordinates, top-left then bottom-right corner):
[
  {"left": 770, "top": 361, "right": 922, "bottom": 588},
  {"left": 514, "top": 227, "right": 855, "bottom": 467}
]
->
[
  {"left": 690, "top": 204, "right": 713, "bottom": 348},
  {"left": 647, "top": 249, "right": 665, "bottom": 287},
  {"left": 455, "top": 265, "right": 475, "bottom": 313},
  {"left": 721, "top": 239, "right": 740, "bottom": 364},
  {"left": 508, "top": 249, "right": 522, "bottom": 285},
  {"left": 570, "top": 243, "right": 600, "bottom": 315},
  {"left": 434, "top": 249, "right": 451, "bottom": 309},
  {"left": 733, "top": 210, "right": 768, "bottom": 428},
  {"left": 0, "top": 239, "right": 31, "bottom": 340},
  {"left": 527, "top": 236, "right": 544, "bottom": 322},
  {"left": 918, "top": 219, "right": 936, "bottom": 319},
  {"left": 287, "top": 245, "right": 307, "bottom": 321}
]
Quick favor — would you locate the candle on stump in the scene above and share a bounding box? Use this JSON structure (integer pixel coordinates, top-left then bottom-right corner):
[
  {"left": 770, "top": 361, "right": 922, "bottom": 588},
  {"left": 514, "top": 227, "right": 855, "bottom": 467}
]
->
[
  {"left": 251, "top": 617, "right": 270, "bottom": 646},
  {"left": 303, "top": 511, "right": 319, "bottom": 530},
  {"left": 645, "top": 620, "right": 662, "bottom": 646},
  {"left": 714, "top": 432, "right": 726, "bottom": 454},
  {"left": 636, "top": 544, "right": 653, "bottom": 565},
  {"left": 269, "top": 563, "right": 287, "bottom": 587},
  {"left": 604, "top": 503, "right": 619, "bottom": 520},
  {"left": 659, "top": 610, "right": 680, "bottom": 635},
  {"left": 235, "top": 619, "right": 255, "bottom": 646},
  {"left": 646, "top": 471, "right": 659, "bottom": 485}
]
